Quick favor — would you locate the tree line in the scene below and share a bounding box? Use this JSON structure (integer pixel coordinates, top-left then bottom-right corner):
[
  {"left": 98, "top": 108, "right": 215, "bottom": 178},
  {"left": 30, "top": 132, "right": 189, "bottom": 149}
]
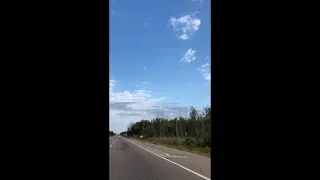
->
[
  {"left": 109, "top": 131, "right": 115, "bottom": 136},
  {"left": 122, "top": 106, "right": 211, "bottom": 147}
]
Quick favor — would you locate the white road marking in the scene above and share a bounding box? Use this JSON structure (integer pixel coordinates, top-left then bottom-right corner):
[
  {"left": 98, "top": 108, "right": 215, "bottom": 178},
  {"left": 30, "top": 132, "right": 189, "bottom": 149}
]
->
[
  {"left": 168, "top": 155, "right": 188, "bottom": 158},
  {"left": 143, "top": 147, "right": 169, "bottom": 157},
  {"left": 124, "top": 138, "right": 211, "bottom": 180},
  {"left": 110, "top": 137, "right": 118, "bottom": 148}
]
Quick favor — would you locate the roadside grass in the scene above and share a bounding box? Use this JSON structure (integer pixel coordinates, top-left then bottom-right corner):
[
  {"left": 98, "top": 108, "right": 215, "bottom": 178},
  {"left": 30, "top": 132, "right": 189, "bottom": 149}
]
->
[{"left": 131, "top": 137, "right": 211, "bottom": 157}]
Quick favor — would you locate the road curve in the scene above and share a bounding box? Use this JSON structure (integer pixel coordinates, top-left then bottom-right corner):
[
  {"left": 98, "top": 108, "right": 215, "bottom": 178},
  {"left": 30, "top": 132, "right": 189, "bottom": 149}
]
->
[{"left": 109, "top": 137, "right": 210, "bottom": 180}]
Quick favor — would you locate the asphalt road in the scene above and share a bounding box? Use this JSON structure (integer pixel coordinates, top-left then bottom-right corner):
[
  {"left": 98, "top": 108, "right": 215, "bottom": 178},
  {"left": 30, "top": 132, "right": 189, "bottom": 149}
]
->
[
  {"left": 109, "top": 136, "right": 210, "bottom": 180},
  {"left": 110, "top": 136, "right": 118, "bottom": 147}
]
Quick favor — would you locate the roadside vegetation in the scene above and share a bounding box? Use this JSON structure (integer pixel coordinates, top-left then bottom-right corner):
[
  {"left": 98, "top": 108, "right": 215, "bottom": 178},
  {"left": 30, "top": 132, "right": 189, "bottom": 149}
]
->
[
  {"left": 120, "top": 106, "right": 211, "bottom": 157},
  {"left": 109, "top": 131, "right": 115, "bottom": 136}
]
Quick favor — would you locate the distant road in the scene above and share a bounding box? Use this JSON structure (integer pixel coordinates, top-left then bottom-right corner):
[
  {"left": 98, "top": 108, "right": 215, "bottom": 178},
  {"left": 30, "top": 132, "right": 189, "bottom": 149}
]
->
[{"left": 109, "top": 136, "right": 211, "bottom": 180}]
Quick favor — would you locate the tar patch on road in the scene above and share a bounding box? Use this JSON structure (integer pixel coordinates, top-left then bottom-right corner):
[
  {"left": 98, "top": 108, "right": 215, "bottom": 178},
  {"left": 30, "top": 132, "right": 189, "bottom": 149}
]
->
[{"left": 115, "top": 140, "right": 128, "bottom": 151}]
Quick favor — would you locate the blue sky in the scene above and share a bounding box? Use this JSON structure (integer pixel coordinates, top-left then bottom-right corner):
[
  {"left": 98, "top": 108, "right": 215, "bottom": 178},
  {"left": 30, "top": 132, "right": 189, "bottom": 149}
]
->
[{"left": 110, "top": 0, "right": 211, "bottom": 133}]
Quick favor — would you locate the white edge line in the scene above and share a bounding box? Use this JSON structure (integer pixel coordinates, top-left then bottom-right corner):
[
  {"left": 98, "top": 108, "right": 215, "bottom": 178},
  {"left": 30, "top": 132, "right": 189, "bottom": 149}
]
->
[{"left": 124, "top": 138, "right": 211, "bottom": 180}]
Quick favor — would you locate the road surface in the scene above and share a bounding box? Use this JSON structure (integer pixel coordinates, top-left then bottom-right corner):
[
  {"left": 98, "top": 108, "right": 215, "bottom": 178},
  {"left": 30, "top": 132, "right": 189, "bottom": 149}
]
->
[{"left": 109, "top": 136, "right": 211, "bottom": 180}]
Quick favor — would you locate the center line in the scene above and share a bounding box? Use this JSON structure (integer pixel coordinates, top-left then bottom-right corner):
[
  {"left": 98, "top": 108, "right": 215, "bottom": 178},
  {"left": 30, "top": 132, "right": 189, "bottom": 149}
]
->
[{"left": 110, "top": 138, "right": 118, "bottom": 148}]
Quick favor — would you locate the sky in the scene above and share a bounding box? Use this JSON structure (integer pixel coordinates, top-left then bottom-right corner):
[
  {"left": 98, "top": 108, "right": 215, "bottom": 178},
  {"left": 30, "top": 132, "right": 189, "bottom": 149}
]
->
[{"left": 110, "top": 0, "right": 211, "bottom": 134}]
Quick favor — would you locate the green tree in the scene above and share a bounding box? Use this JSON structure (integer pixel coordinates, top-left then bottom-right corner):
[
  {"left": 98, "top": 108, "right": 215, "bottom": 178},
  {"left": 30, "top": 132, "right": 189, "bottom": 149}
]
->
[
  {"left": 109, "top": 131, "right": 115, "bottom": 136},
  {"left": 125, "top": 106, "right": 211, "bottom": 147}
]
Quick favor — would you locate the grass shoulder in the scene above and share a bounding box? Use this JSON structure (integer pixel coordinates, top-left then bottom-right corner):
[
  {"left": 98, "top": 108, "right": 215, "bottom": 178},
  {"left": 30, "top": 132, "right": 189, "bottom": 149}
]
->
[{"left": 131, "top": 137, "right": 211, "bottom": 157}]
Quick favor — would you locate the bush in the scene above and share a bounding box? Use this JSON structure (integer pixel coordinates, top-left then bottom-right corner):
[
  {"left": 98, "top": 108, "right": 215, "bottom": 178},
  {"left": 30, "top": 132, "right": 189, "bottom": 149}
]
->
[
  {"left": 182, "top": 137, "right": 196, "bottom": 147},
  {"left": 204, "top": 137, "right": 211, "bottom": 147}
]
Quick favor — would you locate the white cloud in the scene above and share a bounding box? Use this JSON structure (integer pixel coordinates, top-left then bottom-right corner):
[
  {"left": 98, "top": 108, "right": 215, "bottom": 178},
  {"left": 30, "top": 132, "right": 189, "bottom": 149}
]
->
[
  {"left": 169, "top": 13, "right": 201, "bottom": 40},
  {"left": 111, "top": 9, "right": 117, "bottom": 15},
  {"left": 109, "top": 78, "right": 191, "bottom": 133},
  {"left": 136, "top": 81, "right": 150, "bottom": 88},
  {"left": 110, "top": 79, "right": 116, "bottom": 93},
  {"left": 111, "top": 8, "right": 121, "bottom": 18},
  {"left": 181, "top": 48, "right": 196, "bottom": 63},
  {"left": 198, "top": 62, "right": 211, "bottom": 81},
  {"left": 109, "top": 79, "right": 164, "bottom": 133},
  {"left": 192, "top": 0, "right": 204, "bottom": 3}
]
